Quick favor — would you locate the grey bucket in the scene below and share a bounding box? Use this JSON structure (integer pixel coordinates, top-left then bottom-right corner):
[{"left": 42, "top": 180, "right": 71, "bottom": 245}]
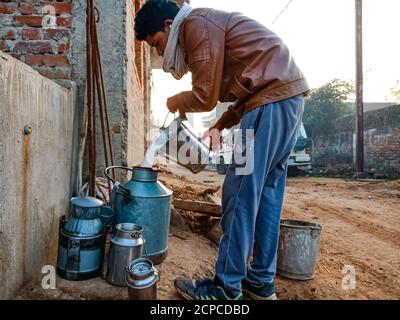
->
[{"left": 277, "top": 219, "right": 322, "bottom": 280}]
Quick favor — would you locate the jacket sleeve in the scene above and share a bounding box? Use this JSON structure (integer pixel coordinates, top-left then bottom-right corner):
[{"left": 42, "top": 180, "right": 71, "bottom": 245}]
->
[
  {"left": 215, "top": 99, "right": 246, "bottom": 129},
  {"left": 168, "top": 18, "right": 225, "bottom": 114}
]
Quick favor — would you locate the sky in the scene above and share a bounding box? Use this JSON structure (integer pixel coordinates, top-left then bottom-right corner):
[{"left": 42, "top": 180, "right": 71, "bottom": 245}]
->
[{"left": 151, "top": 0, "right": 400, "bottom": 129}]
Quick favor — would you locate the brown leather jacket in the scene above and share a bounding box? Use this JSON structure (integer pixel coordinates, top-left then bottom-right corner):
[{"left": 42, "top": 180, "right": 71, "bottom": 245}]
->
[{"left": 168, "top": 8, "right": 309, "bottom": 129}]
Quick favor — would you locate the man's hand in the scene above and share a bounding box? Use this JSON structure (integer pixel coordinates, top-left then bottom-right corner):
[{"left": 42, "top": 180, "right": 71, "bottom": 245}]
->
[
  {"left": 202, "top": 122, "right": 223, "bottom": 151},
  {"left": 167, "top": 97, "right": 178, "bottom": 113}
]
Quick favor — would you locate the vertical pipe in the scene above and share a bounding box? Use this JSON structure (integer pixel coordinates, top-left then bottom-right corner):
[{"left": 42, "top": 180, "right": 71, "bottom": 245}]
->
[
  {"left": 93, "top": 30, "right": 111, "bottom": 194},
  {"left": 355, "top": 0, "right": 364, "bottom": 173},
  {"left": 89, "top": 0, "right": 97, "bottom": 194},
  {"left": 86, "top": 0, "right": 95, "bottom": 196}
]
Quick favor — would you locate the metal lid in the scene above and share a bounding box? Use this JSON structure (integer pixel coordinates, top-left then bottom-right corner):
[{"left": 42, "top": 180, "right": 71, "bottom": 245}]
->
[
  {"left": 116, "top": 223, "right": 143, "bottom": 239},
  {"left": 128, "top": 258, "right": 154, "bottom": 281},
  {"left": 71, "top": 196, "right": 104, "bottom": 208},
  {"left": 132, "top": 167, "right": 158, "bottom": 182}
]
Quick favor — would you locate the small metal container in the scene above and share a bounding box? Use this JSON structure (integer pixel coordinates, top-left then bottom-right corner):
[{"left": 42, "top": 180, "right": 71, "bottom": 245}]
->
[
  {"left": 126, "top": 258, "right": 159, "bottom": 300},
  {"left": 106, "top": 223, "right": 144, "bottom": 287},
  {"left": 160, "top": 117, "right": 211, "bottom": 174}
]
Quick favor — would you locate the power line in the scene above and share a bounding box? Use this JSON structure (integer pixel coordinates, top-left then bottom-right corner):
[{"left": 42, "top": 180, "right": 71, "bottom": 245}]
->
[{"left": 270, "top": 0, "right": 295, "bottom": 28}]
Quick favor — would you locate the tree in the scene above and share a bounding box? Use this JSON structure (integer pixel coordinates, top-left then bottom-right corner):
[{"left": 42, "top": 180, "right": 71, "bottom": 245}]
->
[
  {"left": 390, "top": 80, "right": 400, "bottom": 103},
  {"left": 303, "top": 79, "right": 355, "bottom": 138}
]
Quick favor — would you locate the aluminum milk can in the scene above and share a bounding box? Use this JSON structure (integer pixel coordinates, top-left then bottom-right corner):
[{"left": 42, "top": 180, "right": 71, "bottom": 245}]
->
[
  {"left": 160, "top": 116, "right": 211, "bottom": 174},
  {"left": 106, "top": 223, "right": 145, "bottom": 286},
  {"left": 126, "top": 258, "right": 159, "bottom": 300}
]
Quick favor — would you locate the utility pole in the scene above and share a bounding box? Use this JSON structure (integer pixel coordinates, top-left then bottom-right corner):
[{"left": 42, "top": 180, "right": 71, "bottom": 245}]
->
[{"left": 355, "top": 0, "right": 364, "bottom": 174}]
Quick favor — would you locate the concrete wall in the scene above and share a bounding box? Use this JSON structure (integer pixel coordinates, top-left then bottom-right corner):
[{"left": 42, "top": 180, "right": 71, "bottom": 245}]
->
[
  {"left": 71, "top": 0, "right": 125, "bottom": 178},
  {"left": 71, "top": 0, "right": 150, "bottom": 181},
  {"left": 312, "top": 105, "right": 400, "bottom": 178},
  {"left": 0, "top": 51, "right": 76, "bottom": 299}
]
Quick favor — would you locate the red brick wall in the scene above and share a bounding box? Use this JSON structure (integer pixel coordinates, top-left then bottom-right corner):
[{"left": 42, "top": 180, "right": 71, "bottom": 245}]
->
[
  {"left": 134, "top": 0, "right": 144, "bottom": 90},
  {"left": 312, "top": 105, "right": 400, "bottom": 178},
  {"left": 0, "top": 1, "right": 72, "bottom": 81}
]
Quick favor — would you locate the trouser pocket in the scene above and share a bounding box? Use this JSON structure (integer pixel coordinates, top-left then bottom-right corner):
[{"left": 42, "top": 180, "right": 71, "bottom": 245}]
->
[{"left": 265, "top": 157, "right": 288, "bottom": 188}]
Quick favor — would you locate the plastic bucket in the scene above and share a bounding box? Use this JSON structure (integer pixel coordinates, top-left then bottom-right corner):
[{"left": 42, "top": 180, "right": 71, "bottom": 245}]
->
[{"left": 277, "top": 219, "right": 322, "bottom": 280}]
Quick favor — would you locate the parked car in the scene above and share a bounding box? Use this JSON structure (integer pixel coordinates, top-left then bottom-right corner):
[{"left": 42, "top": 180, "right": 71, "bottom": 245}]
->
[
  {"left": 287, "top": 124, "right": 312, "bottom": 175},
  {"left": 213, "top": 123, "right": 312, "bottom": 175}
]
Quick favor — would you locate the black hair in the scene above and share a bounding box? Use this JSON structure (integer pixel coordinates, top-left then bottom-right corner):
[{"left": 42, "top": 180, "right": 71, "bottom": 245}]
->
[{"left": 135, "top": 0, "right": 180, "bottom": 41}]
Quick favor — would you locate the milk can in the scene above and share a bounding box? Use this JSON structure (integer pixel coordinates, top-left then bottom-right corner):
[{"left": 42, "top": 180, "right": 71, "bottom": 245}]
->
[
  {"left": 105, "top": 166, "right": 172, "bottom": 264},
  {"left": 126, "top": 258, "right": 159, "bottom": 300},
  {"left": 160, "top": 116, "right": 211, "bottom": 174},
  {"left": 57, "top": 197, "right": 107, "bottom": 281},
  {"left": 106, "top": 223, "right": 145, "bottom": 287}
]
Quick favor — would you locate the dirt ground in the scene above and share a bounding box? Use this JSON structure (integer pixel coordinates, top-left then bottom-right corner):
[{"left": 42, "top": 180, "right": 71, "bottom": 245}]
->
[{"left": 16, "top": 164, "right": 400, "bottom": 300}]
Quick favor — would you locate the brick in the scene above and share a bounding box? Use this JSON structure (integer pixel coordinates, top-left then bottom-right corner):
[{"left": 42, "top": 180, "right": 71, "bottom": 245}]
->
[
  {"left": 37, "top": 67, "right": 72, "bottom": 80},
  {"left": 44, "top": 2, "right": 72, "bottom": 14},
  {"left": 57, "top": 16, "right": 71, "bottom": 28},
  {"left": 15, "top": 16, "right": 44, "bottom": 27},
  {"left": 25, "top": 54, "right": 68, "bottom": 67},
  {"left": 43, "top": 55, "right": 69, "bottom": 66},
  {"left": 0, "top": 29, "right": 16, "bottom": 40},
  {"left": 112, "top": 125, "right": 122, "bottom": 134},
  {"left": 58, "top": 43, "right": 69, "bottom": 54},
  {"left": 44, "top": 29, "right": 70, "bottom": 41},
  {"left": 22, "top": 28, "right": 41, "bottom": 40},
  {"left": 24, "top": 54, "right": 44, "bottom": 66},
  {"left": 0, "top": 3, "right": 17, "bottom": 14},
  {"left": 14, "top": 41, "right": 53, "bottom": 54},
  {"left": 19, "top": 3, "right": 37, "bottom": 15}
]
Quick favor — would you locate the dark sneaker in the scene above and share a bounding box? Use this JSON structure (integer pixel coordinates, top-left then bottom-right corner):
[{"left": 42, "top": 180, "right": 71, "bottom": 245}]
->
[
  {"left": 174, "top": 277, "right": 242, "bottom": 300},
  {"left": 242, "top": 279, "right": 277, "bottom": 300}
]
